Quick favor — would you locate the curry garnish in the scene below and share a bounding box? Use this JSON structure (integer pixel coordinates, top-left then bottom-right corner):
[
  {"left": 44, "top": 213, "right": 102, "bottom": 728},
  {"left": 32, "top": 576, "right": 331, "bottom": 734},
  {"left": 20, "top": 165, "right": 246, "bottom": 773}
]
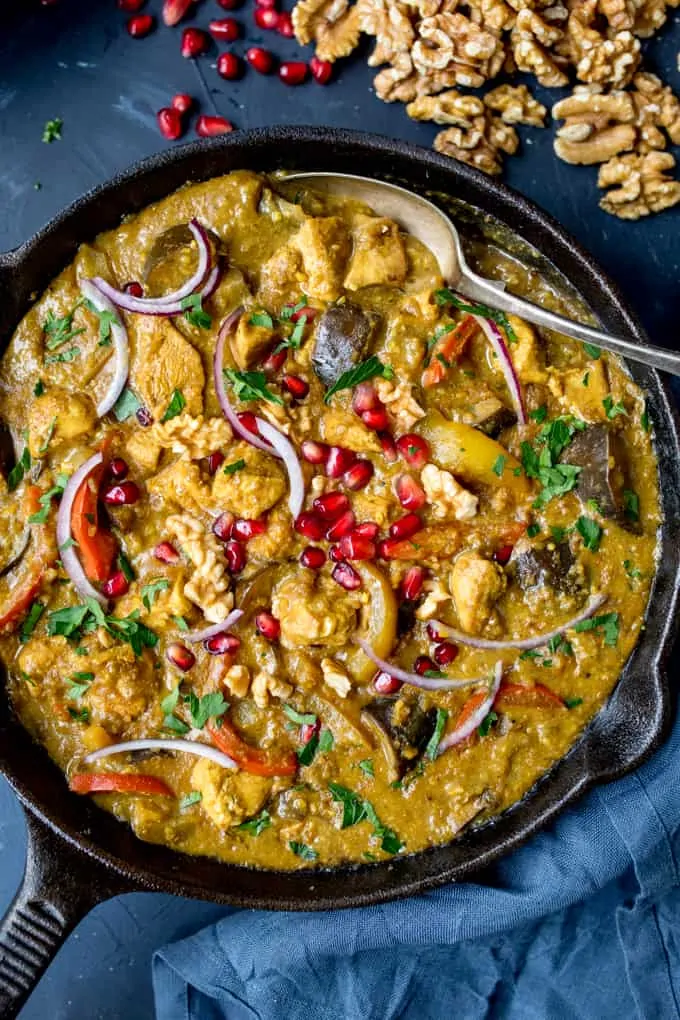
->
[
  {"left": 237, "top": 810, "right": 272, "bottom": 835},
  {"left": 42, "top": 118, "right": 63, "bottom": 143},
  {"left": 161, "top": 388, "right": 186, "bottom": 422},
  {"left": 323, "top": 355, "right": 394, "bottom": 403},
  {"left": 225, "top": 369, "right": 284, "bottom": 406},
  {"left": 289, "top": 841, "right": 318, "bottom": 861}
]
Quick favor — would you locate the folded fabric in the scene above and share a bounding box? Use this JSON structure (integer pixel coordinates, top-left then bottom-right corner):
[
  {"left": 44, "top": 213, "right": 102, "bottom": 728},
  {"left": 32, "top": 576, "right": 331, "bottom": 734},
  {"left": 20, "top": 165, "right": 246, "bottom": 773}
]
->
[{"left": 153, "top": 704, "right": 680, "bottom": 1020}]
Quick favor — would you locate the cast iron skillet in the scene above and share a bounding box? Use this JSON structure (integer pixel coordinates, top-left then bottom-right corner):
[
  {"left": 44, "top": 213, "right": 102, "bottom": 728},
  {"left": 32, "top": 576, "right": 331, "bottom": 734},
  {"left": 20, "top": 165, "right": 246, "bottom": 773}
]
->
[{"left": 0, "top": 127, "right": 678, "bottom": 1019}]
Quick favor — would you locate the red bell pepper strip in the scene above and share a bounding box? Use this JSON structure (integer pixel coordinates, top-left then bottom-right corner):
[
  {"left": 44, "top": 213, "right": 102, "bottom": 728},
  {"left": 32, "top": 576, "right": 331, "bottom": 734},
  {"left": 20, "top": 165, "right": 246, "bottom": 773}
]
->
[
  {"left": 0, "top": 486, "right": 57, "bottom": 634},
  {"left": 69, "top": 772, "right": 174, "bottom": 796},
  {"left": 208, "top": 719, "right": 298, "bottom": 777},
  {"left": 422, "top": 315, "right": 477, "bottom": 388},
  {"left": 496, "top": 682, "right": 566, "bottom": 709},
  {"left": 70, "top": 458, "right": 117, "bottom": 583}
]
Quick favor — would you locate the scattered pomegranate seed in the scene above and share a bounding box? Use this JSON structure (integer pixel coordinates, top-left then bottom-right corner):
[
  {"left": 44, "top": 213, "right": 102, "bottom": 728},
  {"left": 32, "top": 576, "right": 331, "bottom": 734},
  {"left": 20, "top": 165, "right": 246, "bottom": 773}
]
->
[
  {"left": 310, "top": 55, "right": 332, "bottom": 84},
  {"left": 295, "top": 512, "right": 326, "bottom": 541},
  {"left": 124, "top": 281, "right": 144, "bottom": 297},
  {"left": 339, "top": 533, "right": 376, "bottom": 561},
  {"left": 426, "top": 621, "right": 448, "bottom": 643},
  {"left": 157, "top": 107, "right": 184, "bottom": 141},
  {"left": 118, "top": 0, "right": 145, "bottom": 11},
  {"left": 217, "top": 51, "right": 242, "bottom": 79},
  {"left": 290, "top": 305, "right": 316, "bottom": 322},
  {"left": 301, "top": 439, "right": 329, "bottom": 464},
  {"left": 101, "top": 571, "right": 129, "bottom": 599},
  {"left": 326, "top": 446, "right": 356, "bottom": 478},
  {"left": 282, "top": 374, "right": 309, "bottom": 399},
  {"left": 332, "top": 561, "right": 362, "bottom": 591},
  {"left": 196, "top": 115, "right": 233, "bottom": 137},
  {"left": 136, "top": 407, "right": 153, "bottom": 427},
  {"left": 181, "top": 26, "right": 210, "bottom": 58},
  {"left": 329, "top": 544, "right": 344, "bottom": 562},
  {"left": 389, "top": 512, "right": 422, "bottom": 541},
  {"left": 166, "top": 642, "right": 196, "bottom": 672},
  {"left": 205, "top": 632, "right": 240, "bottom": 655},
  {"left": 414, "top": 655, "right": 437, "bottom": 676},
  {"left": 237, "top": 411, "right": 260, "bottom": 436},
  {"left": 207, "top": 451, "right": 225, "bottom": 474},
  {"left": 353, "top": 521, "right": 379, "bottom": 540},
  {"left": 396, "top": 434, "right": 430, "bottom": 469},
  {"left": 246, "top": 46, "right": 275, "bottom": 74},
  {"left": 232, "top": 517, "right": 267, "bottom": 542},
  {"left": 352, "top": 382, "right": 378, "bottom": 415},
  {"left": 127, "top": 13, "right": 155, "bottom": 37},
  {"left": 395, "top": 474, "right": 426, "bottom": 511},
  {"left": 279, "top": 61, "right": 308, "bottom": 85},
  {"left": 300, "top": 546, "right": 326, "bottom": 569},
  {"left": 256, "top": 611, "right": 281, "bottom": 640},
  {"left": 434, "top": 641, "right": 459, "bottom": 666},
  {"left": 401, "top": 565, "right": 425, "bottom": 601},
  {"left": 361, "top": 408, "right": 389, "bottom": 432},
  {"left": 171, "top": 93, "right": 193, "bottom": 115},
  {"left": 373, "top": 669, "right": 402, "bottom": 695},
  {"left": 162, "top": 0, "right": 193, "bottom": 25},
  {"left": 325, "top": 510, "right": 356, "bottom": 542},
  {"left": 154, "top": 541, "right": 180, "bottom": 564},
  {"left": 103, "top": 481, "right": 140, "bottom": 506},
  {"left": 262, "top": 346, "right": 286, "bottom": 374},
  {"left": 224, "top": 539, "right": 246, "bottom": 572},
  {"left": 217, "top": 0, "right": 241, "bottom": 8},
  {"left": 494, "top": 544, "right": 514, "bottom": 566},
  {"left": 210, "top": 17, "right": 240, "bottom": 40},
  {"left": 213, "top": 512, "right": 235, "bottom": 541},
  {"left": 109, "top": 457, "right": 128, "bottom": 480},
  {"left": 254, "top": 6, "right": 279, "bottom": 29},
  {"left": 313, "top": 492, "right": 349, "bottom": 520},
  {"left": 379, "top": 432, "right": 398, "bottom": 463},
  {"left": 343, "top": 459, "right": 374, "bottom": 491},
  {"left": 277, "top": 12, "right": 294, "bottom": 36}
]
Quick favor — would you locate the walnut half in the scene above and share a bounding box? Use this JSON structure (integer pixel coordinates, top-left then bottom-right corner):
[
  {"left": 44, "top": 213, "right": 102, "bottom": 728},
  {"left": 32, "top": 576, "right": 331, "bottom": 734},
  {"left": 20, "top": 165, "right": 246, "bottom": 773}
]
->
[{"left": 598, "top": 150, "right": 680, "bottom": 219}]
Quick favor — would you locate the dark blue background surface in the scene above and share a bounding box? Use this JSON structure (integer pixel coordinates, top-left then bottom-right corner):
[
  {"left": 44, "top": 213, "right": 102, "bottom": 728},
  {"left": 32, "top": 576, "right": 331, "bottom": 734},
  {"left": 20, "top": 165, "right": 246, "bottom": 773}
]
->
[{"left": 0, "top": 2, "right": 678, "bottom": 1017}]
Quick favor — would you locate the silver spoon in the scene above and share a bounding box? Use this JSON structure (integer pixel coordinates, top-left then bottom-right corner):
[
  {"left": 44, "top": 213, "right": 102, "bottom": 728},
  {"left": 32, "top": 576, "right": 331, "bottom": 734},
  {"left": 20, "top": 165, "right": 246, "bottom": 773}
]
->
[{"left": 286, "top": 172, "right": 680, "bottom": 377}]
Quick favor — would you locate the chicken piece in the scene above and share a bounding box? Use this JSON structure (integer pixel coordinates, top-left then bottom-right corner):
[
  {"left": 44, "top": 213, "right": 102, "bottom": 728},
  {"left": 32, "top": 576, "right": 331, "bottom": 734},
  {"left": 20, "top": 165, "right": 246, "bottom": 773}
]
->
[
  {"left": 28, "top": 387, "right": 97, "bottom": 458},
  {"left": 258, "top": 244, "right": 305, "bottom": 308},
  {"left": 83, "top": 645, "right": 157, "bottom": 735},
  {"left": 560, "top": 359, "right": 610, "bottom": 422},
  {"left": 212, "top": 442, "right": 287, "bottom": 519},
  {"left": 131, "top": 317, "right": 205, "bottom": 420},
  {"left": 506, "top": 315, "right": 546, "bottom": 384},
  {"left": 321, "top": 658, "right": 352, "bottom": 699},
  {"left": 421, "top": 463, "right": 478, "bottom": 521},
  {"left": 272, "top": 572, "right": 360, "bottom": 650},
  {"left": 230, "top": 314, "right": 276, "bottom": 370},
  {"left": 319, "top": 407, "right": 381, "bottom": 454},
  {"left": 124, "top": 430, "right": 162, "bottom": 474},
  {"left": 147, "top": 456, "right": 216, "bottom": 516},
  {"left": 290, "top": 217, "right": 352, "bottom": 302},
  {"left": 191, "top": 758, "right": 272, "bottom": 829},
  {"left": 17, "top": 635, "right": 72, "bottom": 678},
  {"left": 344, "top": 216, "right": 408, "bottom": 291},
  {"left": 449, "top": 552, "right": 507, "bottom": 634}
]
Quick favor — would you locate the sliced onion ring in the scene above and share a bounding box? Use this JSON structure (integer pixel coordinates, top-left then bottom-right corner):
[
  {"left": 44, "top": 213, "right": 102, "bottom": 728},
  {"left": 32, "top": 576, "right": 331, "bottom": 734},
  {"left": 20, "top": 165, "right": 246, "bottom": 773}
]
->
[
  {"left": 431, "top": 593, "right": 607, "bottom": 652},
  {"left": 213, "top": 308, "right": 276, "bottom": 454},
  {"left": 471, "top": 311, "right": 527, "bottom": 426},
  {"left": 257, "top": 420, "right": 305, "bottom": 519},
  {"left": 356, "top": 637, "right": 494, "bottom": 691},
  {"left": 84, "top": 737, "right": 237, "bottom": 770},
  {"left": 183, "top": 608, "right": 244, "bottom": 645},
  {"left": 56, "top": 452, "right": 108, "bottom": 607},
  {"left": 91, "top": 258, "right": 221, "bottom": 319},
  {"left": 80, "top": 279, "right": 130, "bottom": 417},
  {"left": 437, "top": 661, "right": 503, "bottom": 755}
]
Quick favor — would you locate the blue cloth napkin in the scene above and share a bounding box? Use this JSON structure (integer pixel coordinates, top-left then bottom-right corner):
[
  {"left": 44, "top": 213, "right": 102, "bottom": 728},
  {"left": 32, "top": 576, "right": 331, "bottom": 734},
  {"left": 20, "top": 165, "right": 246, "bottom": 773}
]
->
[{"left": 153, "top": 701, "right": 680, "bottom": 1020}]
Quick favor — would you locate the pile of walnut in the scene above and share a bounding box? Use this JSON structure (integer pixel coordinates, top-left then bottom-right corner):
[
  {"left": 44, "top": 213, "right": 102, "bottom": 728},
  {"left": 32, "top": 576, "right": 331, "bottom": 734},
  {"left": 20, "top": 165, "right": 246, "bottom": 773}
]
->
[{"left": 291, "top": 0, "right": 680, "bottom": 219}]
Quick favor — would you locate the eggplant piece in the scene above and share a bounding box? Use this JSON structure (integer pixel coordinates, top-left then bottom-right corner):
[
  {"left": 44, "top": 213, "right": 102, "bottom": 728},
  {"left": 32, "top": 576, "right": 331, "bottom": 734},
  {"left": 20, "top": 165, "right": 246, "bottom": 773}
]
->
[
  {"left": 563, "top": 424, "right": 618, "bottom": 518},
  {"left": 312, "top": 302, "right": 376, "bottom": 387},
  {"left": 363, "top": 696, "right": 437, "bottom": 776},
  {"left": 511, "top": 538, "right": 584, "bottom": 596},
  {"left": 0, "top": 422, "right": 16, "bottom": 481},
  {"left": 142, "top": 224, "right": 222, "bottom": 284},
  {"left": 470, "top": 397, "right": 516, "bottom": 438}
]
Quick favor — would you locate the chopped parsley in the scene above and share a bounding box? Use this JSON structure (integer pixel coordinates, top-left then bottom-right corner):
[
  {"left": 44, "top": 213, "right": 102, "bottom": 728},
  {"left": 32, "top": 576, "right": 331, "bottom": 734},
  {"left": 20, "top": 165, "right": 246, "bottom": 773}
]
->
[
  {"left": 45, "top": 346, "right": 80, "bottom": 364},
  {"left": 223, "top": 458, "right": 246, "bottom": 476},
  {"left": 283, "top": 704, "right": 318, "bottom": 726},
  {"left": 547, "top": 634, "right": 573, "bottom": 656},
  {"left": 180, "top": 293, "right": 211, "bottom": 329},
  {"left": 42, "top": 300, "right": 85, "bottom": 351},
  {"left": 185, "top": 691, "right": 228, "bottom": 730},
  {"left": 280, "top": 297, "right": 308, "bottom": 321},
  {"left": 20, "top": 601, "right": 45, "bottom": 643},
  {"left": 236, "top": 809, "right": 272, "bottom": 836},
  {"left": 520, "top": 416, "right": 586, "bottom": 509},
  {"left": 141, "top": 578, "right": 170, "bottom": 611},
  {"left": 66, "top": 671, "right": 95, "bottom": 701},
  {"left": 574, "top": 612, "right": 620, "bottom": 647},
  {"left": 46, "top": 598, "right": 158, "bottom": 656},
  {"left": 83, "top": 299, "right": 120, "bottom": 344},
  {"left": 424, "top": 323, "right": 454, "bottom": 366},
  {"left": 624, "top": 559, "right": 642, "bottom": 583},
  {"left": 225, "top": 369, "right": 284, "bottom": 406},
  {"left": 491, "top": 454, "right": 506, "bottom": 477},
  {"left": 161, "top": 389, "right": 186, "bottom": 422},
  {"left": 8, "top": 447, "right": 31, "bottom": 492},
  {"left": 623, "top": 489, "right": 639, "bottom": 523},
  {"left": 173, "top": 615, "right": 189, "bottom": 631},
  {"left": 328, "top": 782, "right": 403, "bottom": 854},
  {"left": 112, "top": 387, "right": 141, "bottom": 422},
  {"left": 33, "top": 379, "right": 45, "bottom": 397},
  {"left": 564, "top": 697, "right": 584, "bottom": 709},
  {"left": 550, "top": 525, "right": 568, "bottom": 543},
  {"left": 179, "top": 791, "right": 202, "bottom": 812},
  {"left": 289, "top": 841, "right": 318, "bottom": 861},
  {"left": 526, "top": 522, "right": 541, "bottom": 538},
  {"left": 38, "top": 417, "right": 57, "bottom": 454},
  {"left": 424, "top": 708, "right": 448, "bottom": 760},
  {"left": 582, "top": 372, "right": 590, "bottom": 387},
  {"left": 530, "top": 405, "right": 548, "bottom": 424},
  {"left": 117, "top": 552, "right": 135, "bottom": 583},
  {"left": 249, "top": 310, "right": 275, "bottom": 329},
  {"left": 576, "top": 516, "right": 602, "bottom": 552},
  {"left": 323, "top": 355, "right": 394, "bottom": 404},
  {"left": 42, "top": 117, "right": 63, "bottom": 143},
  {"left": 161, "top": 684, "right": 189, "bottom": 734},
  {"left": 582, "top": 342, "right": 601, "bottom": 359},
  {"left": 68, "top": 706, "right": 89, "bottom": 723},
  {"left": 28, "top": 474, "right": 68, "bottom": 524},
  {"left": 434, "top": 288, "right": 518, "bottom": 343},
  {"left": 318, "top": 728, "right": 334, "bottom": 753},
  {"left": 603, "top": 396, "right": 626, "bottom": 419},
  {"left": 358, "top": 759, "right": 375, "bottom": 778},
  {"left": 478, "top": 710, "right": 498, "bottom": 737},
  {"left": 297, "top": 724, "right": 333, "bottom": 766}
]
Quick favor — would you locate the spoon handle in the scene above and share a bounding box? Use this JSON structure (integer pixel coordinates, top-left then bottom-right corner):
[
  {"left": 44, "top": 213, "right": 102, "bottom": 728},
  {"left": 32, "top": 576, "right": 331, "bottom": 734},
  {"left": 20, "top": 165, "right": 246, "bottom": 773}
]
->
[{"left": 458, "top": 269, "right": 680, "bottom": 378}]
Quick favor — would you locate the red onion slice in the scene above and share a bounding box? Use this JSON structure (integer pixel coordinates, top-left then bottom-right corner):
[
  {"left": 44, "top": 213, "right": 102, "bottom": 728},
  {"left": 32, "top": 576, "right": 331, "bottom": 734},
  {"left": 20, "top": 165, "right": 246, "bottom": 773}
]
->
[
  {"left": 91, "top": 259, "right": 220, "bottom": 319},
  {"left": 472, "top": 312, "right": 527, "bottom": 426},
  {"left": 356, "top": 637, "right": 493, "bottom": 691},
  {"left": 431, "top": 593, "right": 607, "bottom": 652},
  {"left": 56, "top": 452, "right": 109, "bottom": 607},
  {"left": 437, "top": 661, "right": 503, "bottom": 755},
  {"left": 256, "top": 420, "right": 305, "bottom": 519},
  {"left": 183, "top": 608, "right": 244, "bottom": 644},
  {"left": 80, "top": 280, "right": 130, "bottom": 417},
  {"left": 84, "top": 737, "right": 237, "bottom": 771}
]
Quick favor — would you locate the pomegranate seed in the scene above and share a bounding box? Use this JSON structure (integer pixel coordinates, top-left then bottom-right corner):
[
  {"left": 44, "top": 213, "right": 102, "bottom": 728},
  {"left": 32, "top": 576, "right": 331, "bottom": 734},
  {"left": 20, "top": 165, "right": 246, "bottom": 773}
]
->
[
  {"left": 103, "top": 481, "right": 140, "bottom": 506},
  {"left": 166, "top": 642, "right": 195, "bottom": 672},
  {"left": 109, "top": 457, "right": 128, "bottom": 480},
  {"left": 282, "top": 374, "right": 309, "bottom": 399},
  {"left": 300, "top": 546, "right": 326, "bottom": 569},
  {"left": 279, "top": 61, "right": 308, "bottom": 86},
  {"left": 414, "top": 655, "right": 437, "bottom": 676},
  {"left": 157, "top": 107, "right": 184, "bottom": 141},
  {"left": 290, "top": 305, "right": 316, "bottom": 323},
  {"left": 343, "top": 459, "right": 374, "bottom": 491},
  {"left": 217, "top": 0, "right": 242, "bottom": 8},
  {"left": 427, "top": 621, "right": 448, "bottom": 643},
  {"left": 118, "top": 0, "right": 145, "bottom": 11},
  {"left": 295, "top": 512, "right": 326, "bottom": 541},
  {"left": 196, "top": 115, "right": 233, "bottom": 137},
  {"left": 217, "top": 51, "right": 242, "bottom": 80},
  {"left": 162, "top": 0, "right": 193, "bottom": 25},
  {"left": 213, "top": 512, "right": 235, "bottom": 541},
  {"left": 325, "top": 510, "right": 356, "bottom": 541},
  {"left": 313, "top": 491, "right": 349, "bottom": 520},
  {"left": 255, "top": 611, "right": 281, "bottom": 640},
  {"left": 127, "top": 13, "right": 155, "bottom": 37},
  {"left": 101, "top": 571, "right": 130, "bottom": 598},
  {"left": 339, "top": 533, "right": 376, "bottom": 561},
  {"left": 207, "top": 451, "right": 225, "bottom": 474},
  {"left": 361, "top": 408, "right": 390, "bottom": 432},
  {"left": 326, "top": 446, "right": 356, "bottom": 478},
  {"left": 377, "top": 537, "right": 409, "bottom": 560},
  {"left": 494, "top": 544, "right": 514, "bottom": 566},
  {"left": 254, "top": 7, "right": 279, "bottom": 29},
  {"left": 373, "top": 669, "right": 402, "bottom": 695},
  {"left": 310, "top": 55, "right": 332, "bottom": 84},
  {"left": 352, "top": 382, "right": 379, "bottom": 415},
  {"left": 401, "top": 565, "right": 425, "bottom": 601},
  {"left": 171, "top": 93, "right": 193, "bottom": 115},
  {"left": 246, "top": 46, "right": 275, "bottom": 74},
  {"left": 124, "top": 281, "right": 143, "bottom": 297},
  {"left": 299, "top": 721, "right": 317, "bottom": 744},
  {"left": 389, "top": 512, "right": 422, "bottom": 541},
  {"left": 205, "top": 632, "right": 240, "bottom": 655},
  {"left": 277, "top": 11, "right": 294, "bottom": 35},
  {"left": 329, "top": 544, "right": 344, "bottom": 562},
  {"left": 379, "top": 432, "right": 398, "bottom": 463},
  {"left": 301, "top": 439, "right": 328, "bottom": 464},
  {"left": 232, "top": 517, "right": 267, "bottom": 542},
  {"left": 136, "top": 407, "right": 153, "bottom": 427},
  {"left": 209, "top": 16, "right": 240, "bottom": 39},
  {"left": 395, "top": 474, "right": 426, "bottom": 511},
  {"left": 396, "top": 434, "right": 430, "bottom": 469},
  {"left": 237, "top": 412, "right": 260, "bottom": 436},
  {"left": 434, "top": 641, "right": 459, "bottom": 666},
  {"left": 262, "top": 346, "right": 287, "bottom": 374},
  {"left": 224, "top": 540, "right": 246, "bottom": 572},
  {"left": 354, "top": 521, "right": 379, "bottom": 540},
  {"left": 154, "top": 541, "right": 180, "bottom": 564},
  {"left": 181, "top": 27, "right": 210, "bottom": 58},
  {"left": 332, "top": 562, "right": 362, "bottom": 591}
]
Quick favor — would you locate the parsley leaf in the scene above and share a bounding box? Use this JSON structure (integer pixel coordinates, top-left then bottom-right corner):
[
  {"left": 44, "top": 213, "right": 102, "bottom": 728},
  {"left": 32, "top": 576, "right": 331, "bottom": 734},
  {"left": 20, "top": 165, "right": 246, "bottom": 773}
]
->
[
  {"left": 297, "top": 731, "right": 320, "bottom": 766},
  {"left": 424, "top": 708, "right": 448, "bottom": 760},
  {"left": 161, "top": 389, "right": 186, "bottom": 422},
  {"left": 530, "top": 405, "right": 548, "bottom": 424},
  {"left": 225, "top": 369, "right": 284, "bottom": 406},
  {"left": 323, "top": 356, "right": 394, "bottom": 404},
  {"left": 576, "top": 516, "right": 602, "bottom": 552},
  {"left": 492, "top": 454, "right": 506, "bottom": 477},
  {"left": 28, "top": 475, "right": 68, "bottom": 524},
  {"left": 478, "top": 710, "right": 498, "bottom": 737},
  {"left": 582, "top": 342, "right": 601, "bottom": 359},
  {"left": 46, "top": 600, "right": 158, "bottom": 655},
  {"left": 283, "top": 704, "right": 318, "bottom": 726},
  {"left": 236, "top": 809, "right": 272, "bottom": 836},
  {"left": 641, "top": 403, "right": 650, "bottom": 433},
  {"left": 564, "top": 697, "right": 584, "bottom": 709},
  {"left": 603, "top": 395, "right": 626, "bottom": 419},
  {"left": 434, "top": 289, "right": 518, "bottom": 343},
  {"left": 34, "top": 379, "right": 45, "bottom": 397},
  {"left": 180, "top": 293, "right": 212, "bottom": 329},
  {"left": 289, "top": 841, "right": 318, "bottom": 861},
  {"left": 328, "top": 783, "right": 403, "bottom": 854},
  {"left": 527, "top": 522, "right": 541, "bottom": 538},
  {"left": 42, "top": 117, "right": 63, "bottom": 143},
  {"left": 45, "top": 346, "right": 80, "bottom": 364},
  {"left": 68, "top": 706, "right": 89, "bottom": 723},
  {"left": 20, "top": 601, "right": 45, "bottom": 643},
  {"left": 185, "top": 691, "right": 228, "bottom": 730},
  {"left": 66, "top": 671, "right": 94, "bottom": 701},
  {"left": 358, "top": 759, "right": 374, "bottom": 778},
  {"left": 249, "top": 311, "right": 275, "bottom": 329},
  {"left": 623, "top": 489, "right": 639, "bottom": 523},
  {"left": 179, "top": 791, "right": 202, "bottom": 812},
  {"left": 42, "top": 300, "right": 85, "bottom": 350},
  {"left": 112, "top": 387, "right": 141, "bottom": 422},
  {"left": 117, "top": 552, "right": 135, "bottom": 583},
  {"left": 624, "top": 559, "right": 642, "bottom": 582},
  {"left": 141, "top": 578, "right": 170, "bottom": 611},
  {"left": 318, "top": 728, "right": 334, "bottom": 753},
  {"left": 574, "top": 612, "right": 620, "bottom": 647},
  {"left": 83, "top": 299, "right": 120, "bottom": 344},
  {"left": 8, "top": 447, "right": 31, "bottom": 492},
  {"left": 223, "top": 458, "right": 246, "bottom": 476}
]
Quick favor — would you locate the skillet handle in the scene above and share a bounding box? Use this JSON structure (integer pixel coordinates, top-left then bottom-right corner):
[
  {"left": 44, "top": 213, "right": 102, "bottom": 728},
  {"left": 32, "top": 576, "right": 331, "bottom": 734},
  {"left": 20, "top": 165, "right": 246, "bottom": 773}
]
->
[{"left": 0, "top": 809, "right": 129, "bottom": 1019}]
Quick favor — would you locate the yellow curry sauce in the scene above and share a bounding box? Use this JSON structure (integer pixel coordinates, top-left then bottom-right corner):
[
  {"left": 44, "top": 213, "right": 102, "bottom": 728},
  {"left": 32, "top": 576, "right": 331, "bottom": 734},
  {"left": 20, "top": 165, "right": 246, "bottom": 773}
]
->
[{"left": 0, "top": 171, "right": 659, "bottom": 869}]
